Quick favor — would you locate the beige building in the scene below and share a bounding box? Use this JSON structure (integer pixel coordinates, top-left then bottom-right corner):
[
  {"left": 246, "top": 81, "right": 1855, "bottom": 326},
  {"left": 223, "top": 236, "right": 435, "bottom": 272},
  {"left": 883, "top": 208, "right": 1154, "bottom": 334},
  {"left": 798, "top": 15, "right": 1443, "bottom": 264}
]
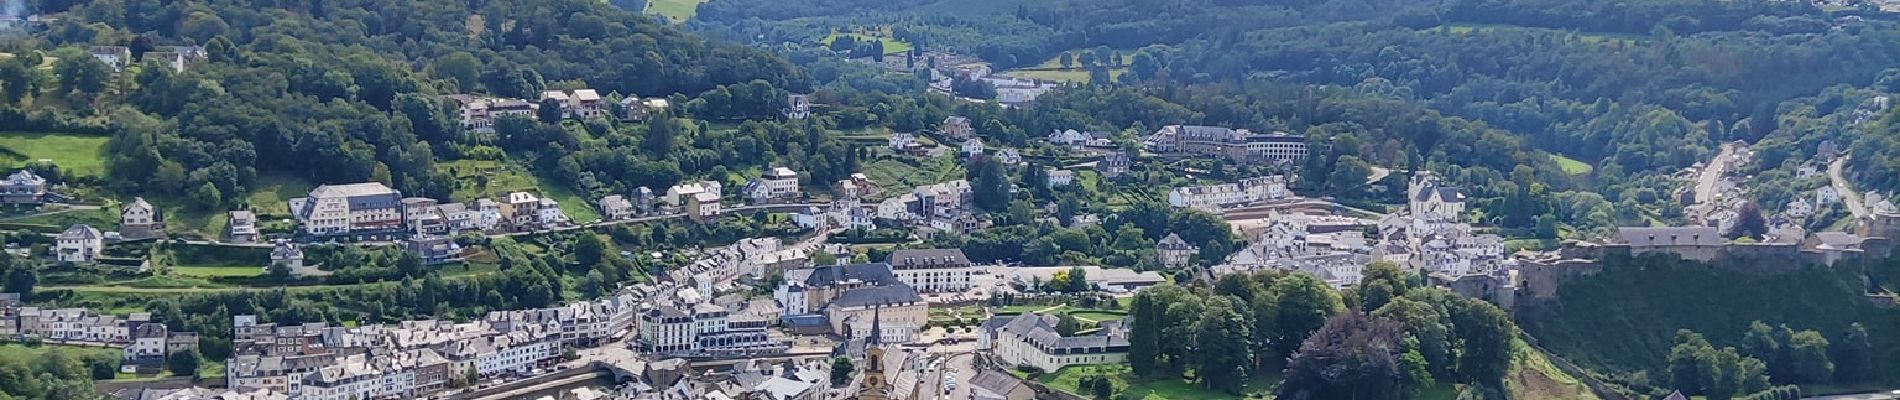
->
[{"left": 826, "top": 285, "right": 926, "bottom": 344}]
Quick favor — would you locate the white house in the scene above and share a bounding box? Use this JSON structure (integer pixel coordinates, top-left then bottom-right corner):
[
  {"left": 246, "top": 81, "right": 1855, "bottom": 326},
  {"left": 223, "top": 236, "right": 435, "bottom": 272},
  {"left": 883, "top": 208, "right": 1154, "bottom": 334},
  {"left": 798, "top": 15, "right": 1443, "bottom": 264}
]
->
[
  {"left": 56, "top": 224, "right": 103, "bottom": 263},
  {"left": 1047, "top": 129, "right": 1088, "bottom": 147},
  {"left": 746, "top": 167, "right": 801, "bottom": 203},
  {"left": 960, "top": 139, "right": 985, "bottom": 157},
  {"left": 1046, "top": 169, "right": 1074, "bottom": 188},
  {"left": 120, "top": 197, "right": 164, "bottom": 240}
]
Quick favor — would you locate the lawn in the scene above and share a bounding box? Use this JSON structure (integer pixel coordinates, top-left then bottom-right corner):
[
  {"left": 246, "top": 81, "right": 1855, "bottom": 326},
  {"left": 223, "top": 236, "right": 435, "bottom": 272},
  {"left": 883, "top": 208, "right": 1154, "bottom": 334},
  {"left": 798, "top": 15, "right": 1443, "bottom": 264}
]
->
[
  {"left": 0, "top": 131, "right": 111, "bottom": 177},
  {"left": 645, "top": 0, "right": 706, "bottom": 23},
  {"left": 1068, "top": 310, "right": 1127, "bottom": 323},
  {"left": 170, "top": 264, "right": 264, "bottom": 278},
  {"left": 860, "top": 154, "right": 963, "bottom": 199},
  {"left": 6, "top": 204, "right": 119, "bottom": 230},
  {"left": 0, "top": 342, "right": 121, "bottom": 365},
  {"left": 245, "top": 173, "right": 313, "bottom": 217},
  {"left": 821, "top": 32, "right": 914, "bottom": 55},
  {"left": 1549, "top": 153, "right": 1593, "bottom": 175},
  {"left": 999, "top": 68, "right": 1126, "bottom": 84},
  {"left": 438, "top": 159, "right": 602, "bottom": 223},
  {"left": 1039, "top": 364, "right": 1279, "bottom": 399}
]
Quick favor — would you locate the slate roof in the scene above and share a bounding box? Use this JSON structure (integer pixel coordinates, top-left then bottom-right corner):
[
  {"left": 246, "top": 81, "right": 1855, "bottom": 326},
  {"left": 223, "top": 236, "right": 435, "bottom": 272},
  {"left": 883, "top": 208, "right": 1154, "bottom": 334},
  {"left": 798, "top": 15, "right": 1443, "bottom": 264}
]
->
[
  {"left": 830, "top": 285, "right": 922, "bottom": 308},
  {"left": 309, "top": 183, "right": 399, "bottom": 198},
  {"left": 887, "top": 249, "right": 970, "bottom": 267},
  {"left": 802, "top": 263, "right": 898, "bottom": 287}
]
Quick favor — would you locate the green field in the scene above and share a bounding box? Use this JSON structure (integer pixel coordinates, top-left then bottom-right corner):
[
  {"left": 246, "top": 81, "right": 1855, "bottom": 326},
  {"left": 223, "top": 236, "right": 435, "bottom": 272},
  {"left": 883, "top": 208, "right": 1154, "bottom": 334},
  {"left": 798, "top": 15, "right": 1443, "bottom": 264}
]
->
[
  {"left": 170, "top": 264, "right": 264, "bottom": 278},
  {"left": 439, "top": 159, "right": 602, "bottom": 223},
  {"left": 645, "top": 0, "right": 707, "bottom": 23},
  {"left": 245, "top": 174, "right": 313, "bottom": 216},
  {"left": 6, "top": 204, "right": 119, "bottom": 230},
  {"left": 861, "top": 154, "right": 963, "bottom": 199},
  {"left": 0, "top": 131, "right": 110, "bottom": 177},
  {"left": 0, "top": 342, "right": 121, "bottom": 364},
  {"left": 1068, "top": 310, "right": 1127, "bottom": 322},
  {"left": 1549, "top": 153, "right": 1593, "bottom": 175},
  {"left": 1038, "top": 364, "right": 1279, "bottom": 399},
  {"left": 821, "top": 32, "right": 914, "bottom": 55}
]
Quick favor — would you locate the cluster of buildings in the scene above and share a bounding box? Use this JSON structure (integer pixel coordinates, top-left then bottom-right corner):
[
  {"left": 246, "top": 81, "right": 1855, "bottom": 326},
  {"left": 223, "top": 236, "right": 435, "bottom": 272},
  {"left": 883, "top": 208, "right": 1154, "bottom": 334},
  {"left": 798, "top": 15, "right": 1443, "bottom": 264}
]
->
[
  {"left": 1167, "top": 175, "right": 1292, "bottom": 212},
  {"left": 289, "top": 182, "right": 570, "bottom": 241},
  {"left": 0, "top": 295, "right": 198, "bottom": 369},
  {"left": 226, "top": 290, "right": 645, "bottom": 400},
  {"left": 52, "top": 197, "right": 165, "bottom": 265},
  {"left": 631, "top": 280, "right": 788, "bottom": 357},
  {"left": 870, "top": 180, "right": 987, "bottom": 237},
  {"left": 774, "top": 262, "right": 926, "bottom": 343},
  {"left": 88, "top": 45, "right": 207, "bottom": 73},
  {"left": 1142, "top": 125, "right": 1308, "bottom": 165},
  {"left": 1372, "top": 172, "right": 1510, "bottom": 278},
  {"left": 451, "top": 89, "right": 674, "bottom": 133}
]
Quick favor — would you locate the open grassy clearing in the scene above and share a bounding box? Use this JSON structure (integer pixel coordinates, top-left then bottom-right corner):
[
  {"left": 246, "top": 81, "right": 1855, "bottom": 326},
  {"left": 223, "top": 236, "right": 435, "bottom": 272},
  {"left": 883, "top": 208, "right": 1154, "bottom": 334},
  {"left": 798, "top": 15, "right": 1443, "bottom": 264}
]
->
[
  {"left": 0, "top": 131, "right": 110, "bottom": 177},
  {"left": 821, "top": 31, "right": 914, "bottom": 55},
  {"left": 438, "top": 159, "right": 602, "bottom": 222},
  {"left": 169, "top": 264, "right": 264, "bottom": 278},
  {"left": 1000, "top": 68, "right": 1125, "bottom": 84},
  {"left": 1036, "top": 363, "right": 1280, "bottom": 399},
  {"left": 244, "top": 173, "right": 313, "bottom": 216},
  {"left": 7, "top": 204, "right": 119, "bottom": 229},
  {"left": 645, "top": 0, "right": 707, "bottom": 23},
  {"left": 1549, "top": 153, "right": 1593, "bottom": 175}
]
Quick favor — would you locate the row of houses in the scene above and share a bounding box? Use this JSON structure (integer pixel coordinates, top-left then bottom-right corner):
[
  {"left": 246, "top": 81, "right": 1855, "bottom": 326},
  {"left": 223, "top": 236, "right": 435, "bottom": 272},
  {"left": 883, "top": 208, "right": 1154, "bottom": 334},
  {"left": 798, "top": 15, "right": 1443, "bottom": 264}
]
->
[
  {"left": 289, "top": 182, "right": 570, "bottom": 240},
  {"left": 452, "top": 90, "right": 677, "bottom": 133},
  {"left": 0, "top": 294, "right": 197, "bottom": 366},
  {"left": 1167, "top": 175, "right": 1291, "bottom": 212},
  {"left": 226, "top": 289, "right": 646, "bottom": 399}
]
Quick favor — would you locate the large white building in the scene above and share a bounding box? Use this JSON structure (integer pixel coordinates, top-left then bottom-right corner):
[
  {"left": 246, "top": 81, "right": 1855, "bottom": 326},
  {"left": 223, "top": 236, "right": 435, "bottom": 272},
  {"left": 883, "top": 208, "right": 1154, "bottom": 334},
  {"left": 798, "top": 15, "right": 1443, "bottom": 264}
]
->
[
  {"left": 289, "top": 183, "right": 406, "bottom": 237},
  {"left": 981, "top": 313, "right": 1130, "bottom": 372},
  {"left": 1408, "top": 172, "right": 1467, "bottom": 222},
  {"left": 1167, "top": 175, "right": 1290, "bottom": 211},
  {"left": 885, "top": 248, "right": 976, "bottom": 293},
  {"left": 746, "top": 167, "right": 801, "bottom": 203},
  {"left": 56, "top": 224, "right": 103, "bottom": 263}
]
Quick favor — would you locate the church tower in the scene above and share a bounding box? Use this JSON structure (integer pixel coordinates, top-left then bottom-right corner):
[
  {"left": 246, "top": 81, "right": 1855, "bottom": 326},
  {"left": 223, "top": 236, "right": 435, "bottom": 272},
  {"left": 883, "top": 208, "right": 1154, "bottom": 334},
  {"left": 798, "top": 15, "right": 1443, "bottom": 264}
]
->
[{"left": 856, "top": 306, "right": 889, "bottom": 400}]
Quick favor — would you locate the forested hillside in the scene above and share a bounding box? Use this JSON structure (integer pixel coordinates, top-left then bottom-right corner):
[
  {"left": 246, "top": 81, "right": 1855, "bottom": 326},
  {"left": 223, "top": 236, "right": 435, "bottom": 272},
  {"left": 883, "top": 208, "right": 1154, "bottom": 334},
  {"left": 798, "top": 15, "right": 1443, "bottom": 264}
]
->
[
  {"left": 1517, "top": 255, "right": 1899, "bottom": 395},
  {"left": 678, "top": 0, "right": 1900, "bottom": 236},
  {"left": 12, "top": 0, "right": 807, "bottom": 205}
]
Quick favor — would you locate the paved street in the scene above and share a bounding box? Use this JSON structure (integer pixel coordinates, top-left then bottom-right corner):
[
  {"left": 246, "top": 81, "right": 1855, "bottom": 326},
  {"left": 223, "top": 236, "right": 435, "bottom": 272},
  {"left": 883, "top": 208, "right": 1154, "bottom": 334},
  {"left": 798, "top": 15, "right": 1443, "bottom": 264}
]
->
[{"left": 1830, "top": 155, "right": 1868, "bottom": 219}]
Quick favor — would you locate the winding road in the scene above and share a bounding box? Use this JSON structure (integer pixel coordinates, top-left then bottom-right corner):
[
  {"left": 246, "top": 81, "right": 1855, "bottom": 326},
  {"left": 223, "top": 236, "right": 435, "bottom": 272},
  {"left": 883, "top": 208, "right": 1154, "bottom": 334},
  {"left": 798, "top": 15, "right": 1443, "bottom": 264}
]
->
[{"left": 1830, "top": 155, "right": 1868, "bottom": 219}]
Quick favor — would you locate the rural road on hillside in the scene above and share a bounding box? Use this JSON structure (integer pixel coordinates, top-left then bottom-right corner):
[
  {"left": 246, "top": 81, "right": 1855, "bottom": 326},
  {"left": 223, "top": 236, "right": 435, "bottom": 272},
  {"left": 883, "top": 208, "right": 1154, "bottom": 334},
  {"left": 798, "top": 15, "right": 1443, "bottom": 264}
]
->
[{"left": 1830, "top": 155, "right": 1868, "bottom": 219}]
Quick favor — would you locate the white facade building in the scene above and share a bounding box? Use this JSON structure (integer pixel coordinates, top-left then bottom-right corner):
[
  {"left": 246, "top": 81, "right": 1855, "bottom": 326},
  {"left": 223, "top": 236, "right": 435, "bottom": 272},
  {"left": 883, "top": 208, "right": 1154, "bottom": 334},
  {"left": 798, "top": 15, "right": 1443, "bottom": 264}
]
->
[{"left": 289, "top": 183, "right": 406, "bottom": 237}]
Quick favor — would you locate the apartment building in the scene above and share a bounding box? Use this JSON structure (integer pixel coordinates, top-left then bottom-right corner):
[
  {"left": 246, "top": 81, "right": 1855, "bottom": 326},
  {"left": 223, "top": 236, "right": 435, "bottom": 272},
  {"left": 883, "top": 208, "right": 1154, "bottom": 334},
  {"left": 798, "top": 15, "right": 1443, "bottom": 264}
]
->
[
  {"left": 289, "top": 183, "right": 406, "bottom": 238},
  {"left": 885, "top": 248, "right": 976, "bottom": 293}
]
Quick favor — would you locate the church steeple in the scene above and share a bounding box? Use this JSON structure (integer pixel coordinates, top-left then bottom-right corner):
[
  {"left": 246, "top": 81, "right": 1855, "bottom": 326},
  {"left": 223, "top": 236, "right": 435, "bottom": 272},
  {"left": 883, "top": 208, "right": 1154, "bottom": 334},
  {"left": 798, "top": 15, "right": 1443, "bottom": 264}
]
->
[{"left": 867, "top": 305, "right": 883, "bottom": 345}]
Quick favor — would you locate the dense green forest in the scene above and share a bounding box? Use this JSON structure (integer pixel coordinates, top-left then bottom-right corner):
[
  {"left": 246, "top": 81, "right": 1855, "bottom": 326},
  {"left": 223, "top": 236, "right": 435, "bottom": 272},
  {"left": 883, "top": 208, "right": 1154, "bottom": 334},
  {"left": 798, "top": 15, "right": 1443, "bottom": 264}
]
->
[{"left": 1517, "top": 255, "right": 1899, "bottom": 397}]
